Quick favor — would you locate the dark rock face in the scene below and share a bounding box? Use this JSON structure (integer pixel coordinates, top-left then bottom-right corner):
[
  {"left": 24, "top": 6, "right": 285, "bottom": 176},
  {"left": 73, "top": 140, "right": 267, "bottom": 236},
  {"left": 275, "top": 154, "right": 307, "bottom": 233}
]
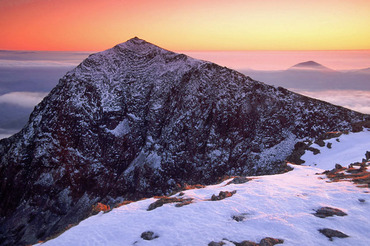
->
[{"left": 0, "top": 37, "right": 368, "bottom": 245}]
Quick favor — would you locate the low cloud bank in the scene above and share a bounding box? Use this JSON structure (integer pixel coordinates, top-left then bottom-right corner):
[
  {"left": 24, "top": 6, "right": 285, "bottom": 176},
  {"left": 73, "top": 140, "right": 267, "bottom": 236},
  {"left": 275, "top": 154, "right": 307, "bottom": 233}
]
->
[
  {"left": 0, "top": 60, "right": 79, "bottom": 68},
  {"left": 294, "top": 89, "right": 370, "bottom": 114},
  {"left": 0, "top": 91, "right": 48, "bottom": 108}
]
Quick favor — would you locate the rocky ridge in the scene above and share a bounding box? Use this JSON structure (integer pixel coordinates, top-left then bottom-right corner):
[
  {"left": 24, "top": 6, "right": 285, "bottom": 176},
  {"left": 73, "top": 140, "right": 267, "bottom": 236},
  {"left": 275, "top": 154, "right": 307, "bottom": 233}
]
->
[{"left": 0, "top": 37, "right": 368, "bottom": 245}]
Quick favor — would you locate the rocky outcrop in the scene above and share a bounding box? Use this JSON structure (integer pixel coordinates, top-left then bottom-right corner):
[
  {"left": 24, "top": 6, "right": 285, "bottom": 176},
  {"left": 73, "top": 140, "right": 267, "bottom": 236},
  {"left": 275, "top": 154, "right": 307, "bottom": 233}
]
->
[
  {"left": 313, "top": 207, "right": 347, "bottom": 218},
  {"left": 140, "top": 231, "right": 159, "bottom": 240},
  {"left": 211, "top": 190, "right": 237, "bottom": 201},
  {"left": 0, "top": 37, "right": 368, "bottom": 245},
  {"left": 318, "top": 228, "right": 349, "bottom": 241}
]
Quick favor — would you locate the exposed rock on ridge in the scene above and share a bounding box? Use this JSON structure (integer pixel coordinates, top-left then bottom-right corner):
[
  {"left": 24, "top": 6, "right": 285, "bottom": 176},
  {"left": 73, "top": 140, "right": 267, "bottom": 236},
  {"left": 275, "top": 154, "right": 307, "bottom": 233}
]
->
[{"left": 0, "top": 37, "right": 368, "bottom": 245}]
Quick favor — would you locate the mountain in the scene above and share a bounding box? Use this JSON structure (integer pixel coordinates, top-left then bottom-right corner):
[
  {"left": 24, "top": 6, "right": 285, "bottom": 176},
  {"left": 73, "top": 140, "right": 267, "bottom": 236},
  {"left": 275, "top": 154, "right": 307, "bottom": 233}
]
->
[
  {"left": 0, "top": 37, "right": 368, "bottom": 245},
  {"left": 289, "top": 61, "right": 333, "bottom": 71}
]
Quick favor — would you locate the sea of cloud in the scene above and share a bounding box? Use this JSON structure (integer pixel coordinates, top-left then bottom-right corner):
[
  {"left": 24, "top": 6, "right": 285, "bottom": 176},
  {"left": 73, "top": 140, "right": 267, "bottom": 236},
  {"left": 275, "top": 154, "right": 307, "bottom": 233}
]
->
[
  {"left": 0, "top": 91, "right": 48, "bottom": 108},
  {"left": 294, "top": 89, "right": 370, "bottom": 114}
]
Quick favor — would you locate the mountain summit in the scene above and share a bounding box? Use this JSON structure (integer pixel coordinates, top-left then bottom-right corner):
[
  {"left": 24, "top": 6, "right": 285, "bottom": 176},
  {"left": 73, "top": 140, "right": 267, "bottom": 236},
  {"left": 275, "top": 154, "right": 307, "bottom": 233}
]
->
[
  {"left": 0, "top": 38, "right": 368, "bottom": 245},
  {"left": 289, "top": 61, "right": 333, "bottom": 71}
]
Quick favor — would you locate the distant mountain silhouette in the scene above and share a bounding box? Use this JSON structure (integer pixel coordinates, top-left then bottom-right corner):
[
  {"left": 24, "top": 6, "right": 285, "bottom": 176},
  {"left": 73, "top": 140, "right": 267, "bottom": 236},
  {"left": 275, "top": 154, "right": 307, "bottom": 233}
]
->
[{"left": 289, "top": 61, "right": 333, "bottom": 71}]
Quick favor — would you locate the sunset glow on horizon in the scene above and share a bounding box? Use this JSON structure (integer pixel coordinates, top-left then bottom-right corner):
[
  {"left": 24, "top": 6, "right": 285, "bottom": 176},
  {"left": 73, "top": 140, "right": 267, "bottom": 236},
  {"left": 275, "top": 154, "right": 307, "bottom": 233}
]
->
[{"left": 1, "top": 0, "right": 370, "bottom": 51}]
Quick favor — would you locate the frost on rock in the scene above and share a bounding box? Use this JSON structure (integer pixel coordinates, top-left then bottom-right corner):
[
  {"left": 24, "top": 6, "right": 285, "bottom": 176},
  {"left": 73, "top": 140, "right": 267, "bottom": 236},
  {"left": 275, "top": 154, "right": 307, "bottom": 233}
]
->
[{"left": 0, "top": 37, "right": 368, "bottom": 246}]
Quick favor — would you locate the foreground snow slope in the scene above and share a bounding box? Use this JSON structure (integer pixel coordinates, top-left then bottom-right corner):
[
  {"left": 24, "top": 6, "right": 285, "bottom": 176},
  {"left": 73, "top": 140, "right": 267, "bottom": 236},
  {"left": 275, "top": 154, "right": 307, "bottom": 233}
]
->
[{"left": 38, "top": 130, "right": 370, "bottom": 246}]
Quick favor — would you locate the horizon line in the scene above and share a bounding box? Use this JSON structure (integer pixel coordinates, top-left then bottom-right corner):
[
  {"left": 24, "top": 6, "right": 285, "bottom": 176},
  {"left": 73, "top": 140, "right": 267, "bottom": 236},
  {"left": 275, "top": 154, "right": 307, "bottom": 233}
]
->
[{"left": 1, "top": 49, "right": 370, "bottom": 53}]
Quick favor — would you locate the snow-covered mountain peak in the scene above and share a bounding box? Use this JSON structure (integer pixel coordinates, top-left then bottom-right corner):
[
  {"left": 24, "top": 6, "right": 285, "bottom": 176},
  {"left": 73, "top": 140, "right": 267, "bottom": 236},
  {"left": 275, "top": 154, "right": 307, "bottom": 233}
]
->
[
  {"left": 72, "top": 37, "right": 201, "bottom": 82},
  {"left": 0, "top": 39, "right": 368, "bottom": 246},
  {"left": 115, "top": 37, "right": 164, "bottom": 54}
]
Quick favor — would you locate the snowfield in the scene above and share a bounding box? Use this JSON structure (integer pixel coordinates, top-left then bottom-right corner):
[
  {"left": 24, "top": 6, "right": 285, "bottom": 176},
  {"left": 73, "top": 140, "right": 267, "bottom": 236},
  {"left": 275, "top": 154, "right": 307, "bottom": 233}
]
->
[
  {"left": 37, "top": 130, "right": 370, "bottom": 246},
  {"left": 301, "top": 129, "right": 370, "bottom": 170}
]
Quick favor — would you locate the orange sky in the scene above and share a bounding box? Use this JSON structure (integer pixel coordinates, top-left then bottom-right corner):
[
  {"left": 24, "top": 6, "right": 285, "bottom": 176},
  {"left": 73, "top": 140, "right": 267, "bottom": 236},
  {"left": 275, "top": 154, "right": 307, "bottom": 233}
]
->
[{"left": 0, "top": 0, "right": 370, "bottom": 51}]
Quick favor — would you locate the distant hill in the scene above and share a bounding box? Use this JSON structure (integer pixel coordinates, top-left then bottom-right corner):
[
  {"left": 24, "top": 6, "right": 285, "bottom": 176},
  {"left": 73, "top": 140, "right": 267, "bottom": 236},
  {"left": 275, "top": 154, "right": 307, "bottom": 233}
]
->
[{"left": 289, "top": 61, "right": 333, "bottom": 71}]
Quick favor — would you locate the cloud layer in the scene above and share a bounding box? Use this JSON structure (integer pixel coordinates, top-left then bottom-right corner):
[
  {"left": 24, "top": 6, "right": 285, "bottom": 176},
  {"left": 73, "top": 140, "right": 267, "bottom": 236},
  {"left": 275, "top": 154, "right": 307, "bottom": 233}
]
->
[
  {"left": 0, "top": 91, "right": 48, "bottom": 108},
  {"left": 294, "top": 89, "right": 370, "bottom": 114}
]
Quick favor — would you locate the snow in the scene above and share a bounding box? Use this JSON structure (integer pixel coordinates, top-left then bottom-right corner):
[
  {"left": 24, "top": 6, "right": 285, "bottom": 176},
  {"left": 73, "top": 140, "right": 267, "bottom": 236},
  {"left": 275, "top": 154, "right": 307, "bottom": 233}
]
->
[
  {"left": 37, "top": 130, "right": 370, "bottom": 246},
  {"left": 107, "top": 119, "right": 131, "bottom": 137},
  {"left": 301, "top": 129, "right": 370, "bottom": 170}
]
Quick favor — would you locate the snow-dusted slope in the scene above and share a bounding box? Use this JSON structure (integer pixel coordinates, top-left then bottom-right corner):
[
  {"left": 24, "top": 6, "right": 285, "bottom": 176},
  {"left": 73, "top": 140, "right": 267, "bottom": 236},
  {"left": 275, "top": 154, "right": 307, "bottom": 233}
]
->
[
  {"left": 302, "top": 129, "right": 370, "bottom": 170},
  {"left": 37, "top": 131, "right": 370, "bottom": 245},
  {"left": 0, "top": 38, "right": 368, "bottom": 245}
]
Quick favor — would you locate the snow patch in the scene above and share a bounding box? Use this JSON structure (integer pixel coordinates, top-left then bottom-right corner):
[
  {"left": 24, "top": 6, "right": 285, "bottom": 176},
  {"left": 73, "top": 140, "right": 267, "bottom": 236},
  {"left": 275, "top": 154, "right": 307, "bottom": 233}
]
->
[
  {"left": 302, "top": 129, "right": 370, "bottom": 170},
  {"left": 124, "top": 149, "right": 162, "bottom": 175},
  {"left": 108, "top": 119, "right": 131, "bottom": 137}
]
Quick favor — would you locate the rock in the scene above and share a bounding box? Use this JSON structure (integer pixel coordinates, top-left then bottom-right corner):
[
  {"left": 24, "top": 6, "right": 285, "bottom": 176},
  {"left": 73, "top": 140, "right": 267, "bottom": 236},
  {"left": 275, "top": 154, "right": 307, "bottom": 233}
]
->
[
  {"left": 209, "top": 241, "right": 227, "bottom": 246},
  {"left": 359, "top": 198, "right": 365, "bottom": 203},
  {"left": 259, "top": 237, "right": 284, "bottom": 246},
  {"left": 314, "top": 139, "right": 325, "bottom": 147},
  {"left": 174, "top": 199, "right": 193, "bottom": 207},
  {"left": 230, "top": 237, "right": 283, "bottom": 246},
  {"left": 232, "top": 214, "right": 247, "bottom": 222},
  {"left": 141, "top": 231, "right": 159, "bottom": 240},
  {"left": 234, "top": 241, "right": 258, "bottom": 246},
  {"left": 91, "top": 203, "right": 110, "bottom": 215},
  {"left": 285, "top": 141, "right": 307, "bottom": 164},
  {"left": 327, "top": 142, "right": 332, "bottom": 149},
  {"left": 307, "top": 147, "right": 320, "bottom": 155},
  {"left": 314, "top": 206, "right": 347, "bottom": 218},
  {"left": 208, "top": 242, "right": 226, "bottom": 246},
  {"left": 318, "top": 228, "right": 349, "bottom": 240},
  {"left": 366, "top": 151, "right": 370, "bottom": 160},
  {"left": 227, "top": 177, "right": 250, "bottom": 185},
  {"left": 335, "top": 164, "right": 343, "bottom": 170},
  {"left": 147, "top": 197, "right": 193, "bottom": 211},
  {"left": 211, "top": 190, "right": 237, "bottom": 201}
]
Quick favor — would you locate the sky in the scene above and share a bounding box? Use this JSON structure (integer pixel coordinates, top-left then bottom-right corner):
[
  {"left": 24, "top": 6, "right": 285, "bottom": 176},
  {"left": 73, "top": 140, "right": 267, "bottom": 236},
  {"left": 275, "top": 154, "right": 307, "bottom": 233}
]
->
[
  {"left": 0, "top": 0, "right": 370, "bottom": 140},
  {"left": 1, "top": 0, "right": 370, "bottom": 51}
]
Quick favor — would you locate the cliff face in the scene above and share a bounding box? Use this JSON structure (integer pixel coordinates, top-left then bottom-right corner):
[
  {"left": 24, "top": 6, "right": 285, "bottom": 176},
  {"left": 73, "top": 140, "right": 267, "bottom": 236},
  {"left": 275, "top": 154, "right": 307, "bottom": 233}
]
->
[{"left": 0, "top": 37, "right": 367, "bottom": 245}]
